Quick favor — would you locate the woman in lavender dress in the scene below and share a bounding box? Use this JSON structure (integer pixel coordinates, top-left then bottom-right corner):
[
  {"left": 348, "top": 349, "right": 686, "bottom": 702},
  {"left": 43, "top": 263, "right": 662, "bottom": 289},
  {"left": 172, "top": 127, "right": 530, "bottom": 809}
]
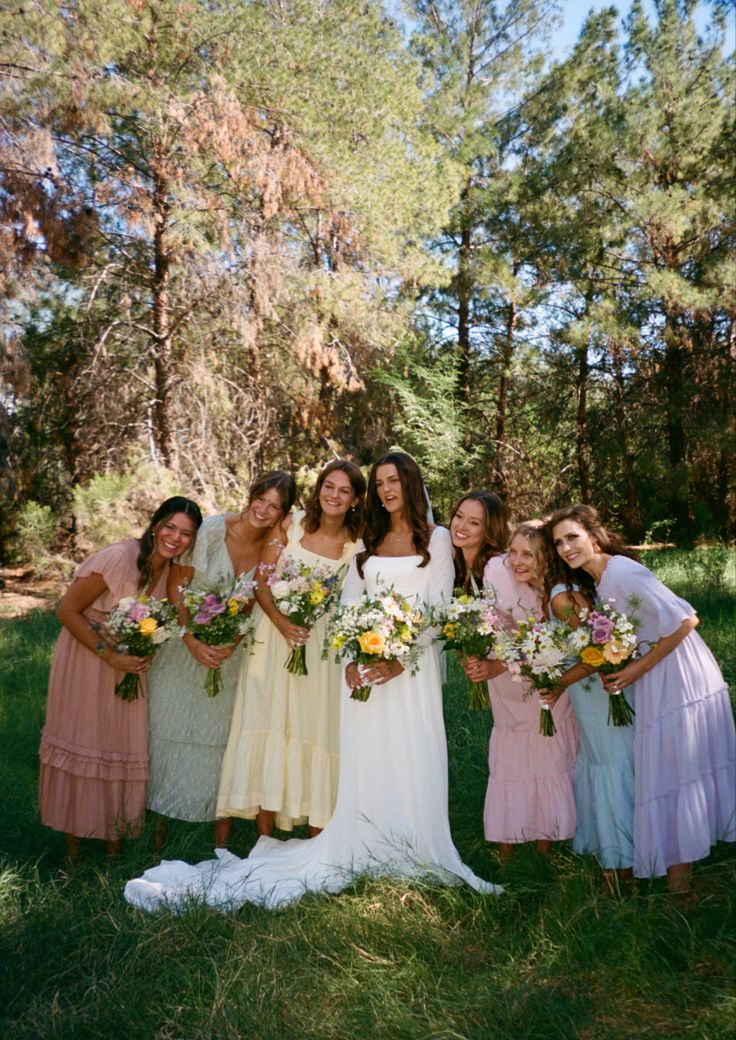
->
[{"left": 547, "top": 504, "right": 735, "bottom": 894}]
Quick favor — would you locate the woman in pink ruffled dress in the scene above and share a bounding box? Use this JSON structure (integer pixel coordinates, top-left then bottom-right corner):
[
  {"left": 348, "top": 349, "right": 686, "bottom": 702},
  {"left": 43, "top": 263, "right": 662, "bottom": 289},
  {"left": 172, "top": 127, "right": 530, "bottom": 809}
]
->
[
  {"left": 39, "top": 497, "right": 202, "bottom": 864},
  {"left": 460, "top": 520, "right": 578, "bottom": 861}
]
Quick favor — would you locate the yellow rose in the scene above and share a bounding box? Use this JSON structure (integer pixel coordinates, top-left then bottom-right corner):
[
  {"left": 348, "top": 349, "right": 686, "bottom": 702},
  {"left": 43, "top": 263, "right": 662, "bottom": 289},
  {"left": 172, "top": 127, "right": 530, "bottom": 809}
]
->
[
  {"left": 581, "top": 646, "right": 606, "bottom": 667},
  {"left": 138, "top": 617, "right": 158, "bottom": 636},
  {"left": 443, "top": 623, "right": 456, "bottom": 640},
  {"left": 359, "top": 630, "right": 385, "bottom": 656},
  {"left": 309, "top": 588, "right": 325, "bottom": 606},
  {"left": 228, "top": 599, "right": 240, "bottom": 616}
]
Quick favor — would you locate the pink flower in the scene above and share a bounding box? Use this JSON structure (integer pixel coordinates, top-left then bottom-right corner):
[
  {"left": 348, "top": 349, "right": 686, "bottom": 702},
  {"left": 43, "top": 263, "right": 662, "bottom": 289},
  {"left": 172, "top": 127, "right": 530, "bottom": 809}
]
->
[{"left": 128, "top": 603, "right": 150, "bottom": 622}]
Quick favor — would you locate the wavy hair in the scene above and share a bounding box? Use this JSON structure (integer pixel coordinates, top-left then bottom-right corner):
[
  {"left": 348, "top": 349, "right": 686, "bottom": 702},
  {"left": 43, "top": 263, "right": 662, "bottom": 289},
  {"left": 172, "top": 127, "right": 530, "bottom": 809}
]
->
[
  {"left": 247, "top": 470, "right": 298, "bottom": 515},
  {"left": 303, "top": 460, "right": 366, "bottom": 541},
  {"left": 356, "top": 452, "right": 431, "bottom": 578},
  {"left": 137, "top": 497, "right": 203, "bottom": 590},
  {"left": 543, "top": 504, "right": 638, "bottom": 602},
  {"left": 450, "top": 491, "right": 509, "bottom": 590}
]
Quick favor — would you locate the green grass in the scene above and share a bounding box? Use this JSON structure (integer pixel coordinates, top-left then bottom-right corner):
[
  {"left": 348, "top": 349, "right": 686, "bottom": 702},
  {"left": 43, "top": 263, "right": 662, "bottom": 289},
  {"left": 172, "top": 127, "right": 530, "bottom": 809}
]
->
[{"left": 1, "top": 550, "right": 734, "bottom": 1040}]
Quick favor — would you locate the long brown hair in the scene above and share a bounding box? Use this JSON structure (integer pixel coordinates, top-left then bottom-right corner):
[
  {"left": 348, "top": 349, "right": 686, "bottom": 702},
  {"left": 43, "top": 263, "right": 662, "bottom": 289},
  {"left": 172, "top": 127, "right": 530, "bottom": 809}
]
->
[
  {"left": 450, "top": 491, "right": 509, "bottom": 591},
  {"left": 137, "top": 497, "right": 203, "bottom": 589},
  {"left": 543, "top": 504, "right": 638, "bottom": 602},
  {"left": 356, "top": 452, "right": 431, "bottom": 578},
  {"left": 303, "top": 460, "right": 366, "bottom": 541}
]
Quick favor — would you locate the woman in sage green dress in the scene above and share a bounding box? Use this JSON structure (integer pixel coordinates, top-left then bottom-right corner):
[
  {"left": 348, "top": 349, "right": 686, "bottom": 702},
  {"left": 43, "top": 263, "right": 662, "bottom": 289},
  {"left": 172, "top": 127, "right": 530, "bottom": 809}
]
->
[{"left": 146, "top": 472, "right": 296, "bottom": 847}]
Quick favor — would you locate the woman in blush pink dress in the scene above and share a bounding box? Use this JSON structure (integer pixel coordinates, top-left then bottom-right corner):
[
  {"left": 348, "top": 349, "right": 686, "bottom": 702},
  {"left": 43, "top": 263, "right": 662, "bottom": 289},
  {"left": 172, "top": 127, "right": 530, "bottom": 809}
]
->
[
  {"left": 461, "top": 521, "right": 578, "bottom": 861},
  {"left": 39, "top": 497, "right": 202, "bottom": 864},
  {"left": 548, "top": 503, "right": 735, "bottom": 895}
]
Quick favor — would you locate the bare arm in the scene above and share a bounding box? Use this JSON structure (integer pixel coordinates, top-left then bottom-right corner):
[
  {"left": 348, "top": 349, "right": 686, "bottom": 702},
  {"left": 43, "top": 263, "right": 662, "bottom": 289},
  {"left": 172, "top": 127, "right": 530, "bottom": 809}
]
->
[
  {"left": 57, "top": 575, "right": 151, "bottom": 675},
  {"left": 603, "top": 616, "right": 698, "bottom": 691},
  {"left": 253, "top": 518, "right": 308, "bottom": 648}
]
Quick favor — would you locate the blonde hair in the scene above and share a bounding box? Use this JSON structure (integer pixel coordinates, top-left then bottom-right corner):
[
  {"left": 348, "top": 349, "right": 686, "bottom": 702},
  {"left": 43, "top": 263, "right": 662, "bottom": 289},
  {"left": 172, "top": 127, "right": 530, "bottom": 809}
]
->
[{"left": 508, "top": 519, "right": 546, "bottom": 582}]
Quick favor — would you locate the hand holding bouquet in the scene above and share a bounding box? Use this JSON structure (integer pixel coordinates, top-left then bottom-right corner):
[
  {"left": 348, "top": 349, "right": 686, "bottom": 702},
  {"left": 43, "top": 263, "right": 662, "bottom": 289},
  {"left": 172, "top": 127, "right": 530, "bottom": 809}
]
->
[
  {"left": 103, "top": 595, "right": 178, "bottom": 701},
  {"left": 431, "top": 592, "right": 503, "bottom": 710},
  {"left": 267, "top": 557, "right": 342, "bottom": 676},
  {"left": 567, "top": 600, "right": 638, "bottom": 726},
  {"left": 181, "top": 573, "right": 257, "bottom": 696},
  {"left": 325, "top": 583, "right": 427, "bottom": 701},
  {"left": 494, "top": 617, "right": 572, "bottom": 736}
]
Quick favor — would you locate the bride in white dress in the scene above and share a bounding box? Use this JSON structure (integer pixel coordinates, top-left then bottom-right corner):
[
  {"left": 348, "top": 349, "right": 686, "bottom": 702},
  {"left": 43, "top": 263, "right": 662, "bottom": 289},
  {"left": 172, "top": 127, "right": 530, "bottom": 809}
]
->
[{"left": 124, "top": 452, "right": 502, "bottom": 911}]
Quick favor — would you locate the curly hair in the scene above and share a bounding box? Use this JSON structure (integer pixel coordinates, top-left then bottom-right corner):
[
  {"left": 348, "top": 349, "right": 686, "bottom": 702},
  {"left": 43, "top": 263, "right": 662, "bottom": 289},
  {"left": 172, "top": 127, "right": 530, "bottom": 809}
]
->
[
  {"left": 355, "top": 452, "right": 431, "bottom": 578},
  {"left": 302, "top": 460, "right": 366, "bottom": 541},
  {"left": 543, "top": 504, "right": 638, "bottom": 602}
]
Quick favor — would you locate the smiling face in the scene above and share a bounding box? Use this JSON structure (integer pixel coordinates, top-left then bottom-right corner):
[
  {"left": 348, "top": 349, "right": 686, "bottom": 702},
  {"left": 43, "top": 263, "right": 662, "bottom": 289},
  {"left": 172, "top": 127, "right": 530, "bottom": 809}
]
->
[
  {"left": 450, "top": 498, "right": 487, "bottom": 558},
  {"left": 245, "top": 486, "right": 285, "bottom": 529},
  {"left": 319, "top": 468, "right": 358, "bottom": 520},
  {"left": 374, "top": 464, "right": 404, "bottom": 515},
  {"left": 154, "top": 512, "right": 198, "bottom": 560},
  {"left": 508, "top": 532, "right": 544, "bottom": 586},
  {"left": 551, "top": 519, "right": 599, "bottom": 571}
]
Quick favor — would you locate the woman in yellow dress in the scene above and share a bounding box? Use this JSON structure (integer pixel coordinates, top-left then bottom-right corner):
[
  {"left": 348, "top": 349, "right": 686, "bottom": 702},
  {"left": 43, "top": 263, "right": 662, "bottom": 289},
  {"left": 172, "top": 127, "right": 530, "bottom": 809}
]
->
[{"left": 216, "top": 460, "right": 366, "bottom": 837}]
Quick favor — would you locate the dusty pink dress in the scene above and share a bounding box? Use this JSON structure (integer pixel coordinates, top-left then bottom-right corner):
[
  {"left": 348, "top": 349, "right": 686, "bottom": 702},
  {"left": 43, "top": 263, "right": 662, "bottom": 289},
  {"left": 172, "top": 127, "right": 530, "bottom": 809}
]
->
[
  {"left": 482, "top": 555, "right": 578, "bottom": 843},
  {"left": 39, "top": 539, "right": 168, "bottom": 841}
]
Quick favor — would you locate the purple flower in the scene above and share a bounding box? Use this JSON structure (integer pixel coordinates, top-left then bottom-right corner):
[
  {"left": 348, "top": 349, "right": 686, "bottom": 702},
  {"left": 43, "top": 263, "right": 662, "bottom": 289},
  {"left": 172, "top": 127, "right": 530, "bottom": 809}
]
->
[
  {"left": 128, "top": 603, "right": 150, "bottom": 622},
  {"left": 592, "top": 617, "right": 615, "bottom": 643}
]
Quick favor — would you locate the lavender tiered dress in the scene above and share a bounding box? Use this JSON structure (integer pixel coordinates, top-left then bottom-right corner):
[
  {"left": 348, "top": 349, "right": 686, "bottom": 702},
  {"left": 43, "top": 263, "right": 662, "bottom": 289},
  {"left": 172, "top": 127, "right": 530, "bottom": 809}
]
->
[{"left": 597, "top": 556, "right": 735, "bottom": 877}]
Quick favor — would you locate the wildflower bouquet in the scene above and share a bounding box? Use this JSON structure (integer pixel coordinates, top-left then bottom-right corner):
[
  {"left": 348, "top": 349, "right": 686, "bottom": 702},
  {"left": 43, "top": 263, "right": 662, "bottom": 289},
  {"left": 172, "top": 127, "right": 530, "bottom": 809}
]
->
[
  {"left": 431, "top": 592, "right": 503, "bottom": 710},
  {"left": 267, "top": 557, "right": 343, "bottom": 676},
  {"left": 103, "top": 595, "right": 178, "bottom": 701},
  {"left": 325, "top": 582, "right": 427, "bottom": 701},
  {"left": 494, "top": 617, "right": 572, "bottom": 736},
  {"left": 181, "top": 573, "right": 258, "bottom": 696},
  {"left": 567, "top": 599, "right": 638, "bottom": 726}
]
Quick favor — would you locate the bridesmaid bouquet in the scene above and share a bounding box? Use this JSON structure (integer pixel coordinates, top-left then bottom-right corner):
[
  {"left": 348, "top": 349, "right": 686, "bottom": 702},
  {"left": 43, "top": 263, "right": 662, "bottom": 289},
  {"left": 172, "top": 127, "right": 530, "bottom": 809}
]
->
[
  {"left": 267, "top": 557, "right": 343, "bottom": 676},
  {"left": 325, "top": 582, "right": 427, "bottom": 701},
  {"left": 493, "top": 617, "right": 572, "bottom": 736},
  {"left": 103, "top": 595, "right": 178, "bottom": 702},
  {"left": 181, "top": 573, "right": 258, "bottom": 696},
  {"left": 431, "top": 592, "right": 503, "bottom": 710},
  {"left": 567, "top": 600, "right": 638, "bottom": 726}
]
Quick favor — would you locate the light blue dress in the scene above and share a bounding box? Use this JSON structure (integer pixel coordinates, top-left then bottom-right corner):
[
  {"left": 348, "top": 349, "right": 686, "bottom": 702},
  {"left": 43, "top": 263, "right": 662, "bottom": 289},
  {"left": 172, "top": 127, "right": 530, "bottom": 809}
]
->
[{"left": 549, "top": 582, "right": 635, "bottom": 870}]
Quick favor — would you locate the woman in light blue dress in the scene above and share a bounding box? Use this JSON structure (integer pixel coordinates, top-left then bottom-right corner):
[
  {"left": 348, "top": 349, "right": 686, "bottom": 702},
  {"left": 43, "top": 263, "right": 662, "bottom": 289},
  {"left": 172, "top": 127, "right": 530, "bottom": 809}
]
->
[{"left": 546, "top": 579, "right": 635, "bottom": 876}]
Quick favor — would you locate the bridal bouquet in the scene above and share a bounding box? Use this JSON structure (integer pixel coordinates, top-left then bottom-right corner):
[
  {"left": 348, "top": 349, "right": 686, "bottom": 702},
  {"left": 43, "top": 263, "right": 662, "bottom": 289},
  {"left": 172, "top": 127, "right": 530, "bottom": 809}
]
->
[
  {"left": 103, "top": 595, "right": 178, "bottom": 701},
  {"left": 325, "top": 583, "right": 427, "bottom": 701},
  {"left": 267, "top": 557, "right": 343, "bottom": 676},
  {"left": 567, "top": 600, "right": 639, "bottom": 726},
  {"left": 494, "top": 617, "right": 572, "bottom": 736},
  {"left": 181, "top": 573, "right": 258, "bottom": 696},
  {"left": 431, "top": 592, "right": 503, "bottom": 711}
]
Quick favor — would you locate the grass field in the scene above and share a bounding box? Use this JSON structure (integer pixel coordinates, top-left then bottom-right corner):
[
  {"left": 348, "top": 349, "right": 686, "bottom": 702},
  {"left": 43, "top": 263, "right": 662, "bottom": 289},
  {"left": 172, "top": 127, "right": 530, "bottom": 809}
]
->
[{"left": 1, "top": 549, "right": 734, "bottom": 1039}]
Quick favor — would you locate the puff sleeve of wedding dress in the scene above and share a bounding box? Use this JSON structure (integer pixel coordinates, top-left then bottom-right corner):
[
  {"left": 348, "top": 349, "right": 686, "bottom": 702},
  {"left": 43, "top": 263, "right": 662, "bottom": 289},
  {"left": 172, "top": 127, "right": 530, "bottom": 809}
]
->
[{"left": 124, "top": 526, "right": 502, "bottom": 912}]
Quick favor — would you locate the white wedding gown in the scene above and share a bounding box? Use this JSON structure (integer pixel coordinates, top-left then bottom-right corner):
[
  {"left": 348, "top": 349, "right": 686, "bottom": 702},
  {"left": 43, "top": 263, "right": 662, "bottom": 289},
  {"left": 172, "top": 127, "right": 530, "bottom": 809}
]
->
[{"left": 124, "top": 527, "right": 502, "bottom": 911}]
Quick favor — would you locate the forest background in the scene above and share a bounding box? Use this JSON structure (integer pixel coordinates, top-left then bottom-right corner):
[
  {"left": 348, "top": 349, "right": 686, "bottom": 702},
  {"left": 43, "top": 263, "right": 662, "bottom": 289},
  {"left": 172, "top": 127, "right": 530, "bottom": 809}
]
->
[{"left": 1, "top": 0, "right": 734, "bottom": 567}]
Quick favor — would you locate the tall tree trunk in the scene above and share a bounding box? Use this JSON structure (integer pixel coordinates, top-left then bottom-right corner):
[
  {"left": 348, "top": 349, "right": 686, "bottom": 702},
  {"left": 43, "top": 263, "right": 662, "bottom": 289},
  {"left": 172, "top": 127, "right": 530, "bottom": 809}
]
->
[
  {"left": 456, "top": 182, "right": 472, "bottom": 410},
  {"left": 610, "top": 341, "right": 641, "bottom": 540},
  {"left": 662, "top": 311, "right": 690, "bottom": 541},
  {"left": 151, "top": 162, "right": 176, "bottom": 465},
  {"left": 495, "top": 297, "right": 517, "bottom": 496},
  {"left": 575, "top": 340, "right": 591, "bottom": 504}
]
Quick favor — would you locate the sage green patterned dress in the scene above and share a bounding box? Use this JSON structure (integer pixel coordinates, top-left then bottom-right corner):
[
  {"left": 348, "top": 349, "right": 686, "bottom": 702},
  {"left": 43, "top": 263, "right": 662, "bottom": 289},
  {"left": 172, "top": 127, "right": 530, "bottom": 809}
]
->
[{"left": 146, "top": 515, "right": 257, "bottom": 822}]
